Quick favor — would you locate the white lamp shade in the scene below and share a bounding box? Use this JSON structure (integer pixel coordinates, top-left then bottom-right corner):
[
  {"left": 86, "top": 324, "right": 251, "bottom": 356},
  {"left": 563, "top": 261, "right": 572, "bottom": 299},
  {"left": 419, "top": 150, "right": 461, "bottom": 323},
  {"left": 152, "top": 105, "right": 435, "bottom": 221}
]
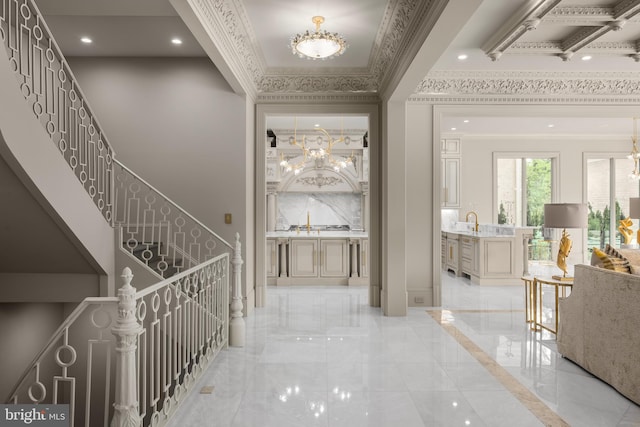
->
[
  {"left": 543, "top": 203, "right": 588, "bottom": 229},
  {"left": 630, "top": 198, "right": 640, "bottom": 218}
]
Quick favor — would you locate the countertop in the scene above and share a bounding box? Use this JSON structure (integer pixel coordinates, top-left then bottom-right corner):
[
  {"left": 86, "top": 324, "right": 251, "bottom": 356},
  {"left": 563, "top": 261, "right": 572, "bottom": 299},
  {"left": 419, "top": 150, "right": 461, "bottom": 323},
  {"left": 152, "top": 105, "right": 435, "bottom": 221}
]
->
[
  {"left": 267, "top": 231, "right": 368, "bottom": 238},
  {"left": 441, "top": 229, "right": 515, "bottom": 238}
]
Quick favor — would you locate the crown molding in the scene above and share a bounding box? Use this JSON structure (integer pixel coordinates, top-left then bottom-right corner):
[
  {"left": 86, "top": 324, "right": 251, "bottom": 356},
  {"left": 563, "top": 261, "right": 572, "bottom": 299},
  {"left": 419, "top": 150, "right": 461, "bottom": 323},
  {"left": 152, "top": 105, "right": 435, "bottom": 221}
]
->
[
  {"left": 189, "top": 0, "right": 262, "bottom": 97},
  {"left": 408, "top": 94, "right": 640, "bottom": 104},
  {"left": 414, "top": 70, "right": 640, "bottom": 100},
  {"left": 256, "top": 93, "right": 381, "bottom": 105}
]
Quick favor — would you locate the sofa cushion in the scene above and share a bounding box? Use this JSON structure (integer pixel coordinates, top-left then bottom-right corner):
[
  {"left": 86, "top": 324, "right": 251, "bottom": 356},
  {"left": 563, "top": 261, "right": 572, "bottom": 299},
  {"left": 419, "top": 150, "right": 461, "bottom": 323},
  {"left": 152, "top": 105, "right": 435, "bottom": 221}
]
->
[{"left": 592, "top": 247, "right": 631, "bottom": 273}]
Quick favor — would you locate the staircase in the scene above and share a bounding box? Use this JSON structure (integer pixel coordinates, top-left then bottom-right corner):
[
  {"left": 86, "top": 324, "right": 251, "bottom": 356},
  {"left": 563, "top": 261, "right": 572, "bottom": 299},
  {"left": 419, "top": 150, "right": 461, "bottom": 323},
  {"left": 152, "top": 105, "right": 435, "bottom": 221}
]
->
[{"left": 0, "top": 1, "right": 245, "bottom": 426}]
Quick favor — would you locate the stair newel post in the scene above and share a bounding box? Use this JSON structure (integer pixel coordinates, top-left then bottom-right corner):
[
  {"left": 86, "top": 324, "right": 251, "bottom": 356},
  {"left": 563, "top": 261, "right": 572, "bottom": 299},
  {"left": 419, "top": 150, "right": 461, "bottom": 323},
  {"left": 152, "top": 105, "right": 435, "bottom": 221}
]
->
[
  {"left": 229, "top": 232, "right": 245, "bottom": 347},
  {"left": 111, "top": 267, "right": 143, "bottom": 427}
]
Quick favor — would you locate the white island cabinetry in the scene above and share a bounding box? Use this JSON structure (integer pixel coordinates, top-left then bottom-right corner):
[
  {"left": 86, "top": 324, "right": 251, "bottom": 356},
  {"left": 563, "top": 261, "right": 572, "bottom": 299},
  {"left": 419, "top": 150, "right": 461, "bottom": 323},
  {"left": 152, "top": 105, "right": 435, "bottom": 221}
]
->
[
  {"left": 266, "top": 232, "right": 368, "bottom": 286},
  {"left": 443, "top": 226, "right": 533, "bottom": 286}
]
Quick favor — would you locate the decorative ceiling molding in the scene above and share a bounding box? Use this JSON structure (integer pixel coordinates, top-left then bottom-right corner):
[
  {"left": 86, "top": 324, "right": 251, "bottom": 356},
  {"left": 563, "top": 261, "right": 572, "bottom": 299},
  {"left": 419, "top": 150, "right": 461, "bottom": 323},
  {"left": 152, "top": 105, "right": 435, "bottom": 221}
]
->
[
  {"left": 257, "top": 74, "right": 379, "bottom": 94},
  {"left": 256, "top": 93, "right": 381, "bottom": 105},
  {"left": 414, "top": 70, "right": 640, "bottom": 100},
  {"left": 186, "top": 0, "right": 436, "bottom": 94},
  {"left": 189, "top": 0, "right": 263, "bottom": 96},
  {"left": 408, "top": 94, "right": 640, "bottom": 105}
]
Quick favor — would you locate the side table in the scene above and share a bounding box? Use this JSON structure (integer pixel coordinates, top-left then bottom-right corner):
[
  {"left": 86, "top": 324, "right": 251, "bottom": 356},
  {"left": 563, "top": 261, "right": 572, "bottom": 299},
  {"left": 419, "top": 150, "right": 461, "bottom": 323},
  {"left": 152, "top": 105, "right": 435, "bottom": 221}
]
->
[{"left": 533, "top": 275, "right": 573, "bottom": 335}]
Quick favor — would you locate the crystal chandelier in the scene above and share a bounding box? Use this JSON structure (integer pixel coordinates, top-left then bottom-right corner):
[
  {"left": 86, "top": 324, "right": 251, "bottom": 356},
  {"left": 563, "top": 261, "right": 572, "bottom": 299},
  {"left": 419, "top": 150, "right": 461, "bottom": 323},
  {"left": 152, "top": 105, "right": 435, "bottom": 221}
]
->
[
  {"left": 628, "top": 117, "right": 640, "bottom": 180},
  {"left": 279, "top": 119, "right": 354, "bottom": 175},
  {"left": 291, "top": 16, "right": 347, "bottom": 60}
]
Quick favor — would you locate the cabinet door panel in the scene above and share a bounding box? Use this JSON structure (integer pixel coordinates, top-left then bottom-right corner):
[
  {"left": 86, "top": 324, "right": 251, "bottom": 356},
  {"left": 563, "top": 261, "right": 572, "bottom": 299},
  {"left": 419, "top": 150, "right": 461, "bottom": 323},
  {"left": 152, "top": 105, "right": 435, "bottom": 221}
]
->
[
  {"left": 361, "top": 239, "right": 369, "bottom": 278},
  {"left": 484, "top": 240, "right": 513, "bottom": 275},
  {"left": 320, "top": 239, "right": 348, "bottom": 277},
  {"left": 266, "top": 239, "right": 277, "bottom": 277},
  {"left": 443, "top": 158, "right": 459, "bottom": 207},
  {"left": 291, "top": 240, "right": 318, "bottom": 277}
]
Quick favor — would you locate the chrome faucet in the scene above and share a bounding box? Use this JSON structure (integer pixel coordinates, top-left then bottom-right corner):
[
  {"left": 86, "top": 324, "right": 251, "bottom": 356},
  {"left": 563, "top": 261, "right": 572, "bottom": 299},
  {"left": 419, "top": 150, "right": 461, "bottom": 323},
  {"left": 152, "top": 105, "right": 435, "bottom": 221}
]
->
[{"left": 465, "top": 211, "right": 479, "bottom": 232}]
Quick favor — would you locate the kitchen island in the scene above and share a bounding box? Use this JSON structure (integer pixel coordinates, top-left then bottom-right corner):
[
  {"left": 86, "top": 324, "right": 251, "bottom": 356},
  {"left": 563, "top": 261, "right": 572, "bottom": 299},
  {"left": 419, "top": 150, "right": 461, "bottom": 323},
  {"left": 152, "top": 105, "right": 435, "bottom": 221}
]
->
[
  {"left": 442, "top": 225, "right": 534, "bottom": 286},
  {"left": 266, "top": 230, "right": 368, "bottom": 286}
]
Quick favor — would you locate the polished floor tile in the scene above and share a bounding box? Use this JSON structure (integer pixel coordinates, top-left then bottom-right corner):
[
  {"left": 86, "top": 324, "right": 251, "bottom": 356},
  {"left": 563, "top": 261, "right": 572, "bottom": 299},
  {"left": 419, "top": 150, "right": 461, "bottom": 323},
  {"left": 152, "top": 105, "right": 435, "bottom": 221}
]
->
[{"left": 167, "top": 275, "right": 640, "bottom": 427}]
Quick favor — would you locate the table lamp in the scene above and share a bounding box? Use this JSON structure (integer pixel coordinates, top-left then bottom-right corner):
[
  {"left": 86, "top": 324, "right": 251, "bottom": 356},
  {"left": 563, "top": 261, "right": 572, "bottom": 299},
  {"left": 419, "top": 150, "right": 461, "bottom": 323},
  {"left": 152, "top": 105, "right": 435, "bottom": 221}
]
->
[
  {"left": 543, "top": 203, "right": 588, "bottom": 281},
  {"left": 629, "top": 197, "right": 640, "bottom": 245}
]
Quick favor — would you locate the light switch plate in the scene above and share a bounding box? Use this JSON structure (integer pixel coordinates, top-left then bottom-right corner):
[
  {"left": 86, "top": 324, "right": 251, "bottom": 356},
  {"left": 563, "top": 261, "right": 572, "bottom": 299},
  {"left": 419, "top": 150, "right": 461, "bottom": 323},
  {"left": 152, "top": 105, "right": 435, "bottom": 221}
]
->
[{"left": 224, "top": 213, "right": 232, "bottom": 224}]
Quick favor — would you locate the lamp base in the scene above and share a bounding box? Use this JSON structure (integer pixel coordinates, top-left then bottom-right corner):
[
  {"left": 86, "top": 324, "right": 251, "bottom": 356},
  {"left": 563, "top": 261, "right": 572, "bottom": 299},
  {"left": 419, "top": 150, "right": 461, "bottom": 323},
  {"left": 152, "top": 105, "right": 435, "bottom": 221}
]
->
[{"left": 552, "top": 275, "right": 574, "bottom": 282}]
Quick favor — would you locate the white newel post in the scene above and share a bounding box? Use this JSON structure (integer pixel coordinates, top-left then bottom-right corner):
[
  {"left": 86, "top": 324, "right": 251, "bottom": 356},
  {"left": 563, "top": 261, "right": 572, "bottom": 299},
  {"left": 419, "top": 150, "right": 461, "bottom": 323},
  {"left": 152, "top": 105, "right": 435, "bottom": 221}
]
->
[
  {"left": 111, "top": 267, "right": 142, "bottom": 427},
  {"left": 229, "top": 233, "right": 245, "bottom": 347}
]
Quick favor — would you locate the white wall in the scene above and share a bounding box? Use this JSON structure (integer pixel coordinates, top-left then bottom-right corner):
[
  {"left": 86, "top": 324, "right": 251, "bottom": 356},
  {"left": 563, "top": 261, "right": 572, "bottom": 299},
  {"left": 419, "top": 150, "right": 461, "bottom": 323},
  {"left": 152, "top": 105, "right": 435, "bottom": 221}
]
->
[{"left": 68, "top": 57, "right": 251, "bottom": 289}]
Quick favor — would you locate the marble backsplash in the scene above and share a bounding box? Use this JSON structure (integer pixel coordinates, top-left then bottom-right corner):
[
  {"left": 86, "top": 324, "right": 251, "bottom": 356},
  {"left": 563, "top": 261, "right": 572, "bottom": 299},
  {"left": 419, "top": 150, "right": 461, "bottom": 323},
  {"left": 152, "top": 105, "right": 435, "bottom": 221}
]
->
[{"left": 277, "top": 193, "right": 362, "bottom": 230}]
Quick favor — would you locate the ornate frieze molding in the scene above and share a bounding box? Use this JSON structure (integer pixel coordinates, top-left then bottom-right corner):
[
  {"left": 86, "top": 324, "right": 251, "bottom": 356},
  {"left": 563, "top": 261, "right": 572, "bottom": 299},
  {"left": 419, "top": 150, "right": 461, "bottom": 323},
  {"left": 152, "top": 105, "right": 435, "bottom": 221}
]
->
[
  {"left": 297, "top": 175, "right": 343, "bottom": 189},
  {"left": 257, "top": 74, "right": 379, "bottom": 94},
  {"left": 256, "top": 92, "right": 381, "bottom": 104},
  {"left": 414, "top": 70, "right": 640, "bottom": 100}
]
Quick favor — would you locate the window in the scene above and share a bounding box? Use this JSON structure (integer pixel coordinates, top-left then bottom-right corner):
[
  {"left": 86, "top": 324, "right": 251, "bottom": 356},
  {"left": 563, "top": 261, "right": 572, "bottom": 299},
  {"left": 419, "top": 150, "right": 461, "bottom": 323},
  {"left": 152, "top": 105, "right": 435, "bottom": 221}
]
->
[
  {"left": 585, "top": 156, "right": 640, "bottom": 251},
  {"left": 495, "top": 154, "right": 557, "bottom": 261}
]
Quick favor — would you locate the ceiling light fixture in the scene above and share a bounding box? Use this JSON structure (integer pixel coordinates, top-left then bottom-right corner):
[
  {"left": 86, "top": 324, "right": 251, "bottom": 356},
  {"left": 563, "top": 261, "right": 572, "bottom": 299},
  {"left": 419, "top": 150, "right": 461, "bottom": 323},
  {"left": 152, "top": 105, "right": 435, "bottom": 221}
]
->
[
  {"left": 171, "top": 38, "right": 183, "bottom": 45},
  {"left": 291, "top": 16, "right": 347, "bottom": 60},
  {"left": 628, "top": 117, "right": 640, "bottom": 180},
  {"left": 457, "top": 54, "right": 468, "bottom": 60},
  {"left": 80, "top": 37, "right": 92, "bottom": 44},
  {"left": 581, "top": 55, "right": 592, "bottom": 61},
  {"left": 279, "top": 118, "right": 354, "bottom": 174}
]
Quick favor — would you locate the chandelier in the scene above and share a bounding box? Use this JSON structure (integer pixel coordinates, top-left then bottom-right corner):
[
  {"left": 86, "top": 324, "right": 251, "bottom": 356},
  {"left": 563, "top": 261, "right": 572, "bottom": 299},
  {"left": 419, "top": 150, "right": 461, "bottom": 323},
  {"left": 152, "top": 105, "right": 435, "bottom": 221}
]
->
[
  {"left": 291, "top": 16, "right": 347, "bottom": 60},
  {"left": 628, "top": 117, "right": 640, "bottom": 180},
  {"left": 279, "top": 120, "right": 354, "bottom": 175}
]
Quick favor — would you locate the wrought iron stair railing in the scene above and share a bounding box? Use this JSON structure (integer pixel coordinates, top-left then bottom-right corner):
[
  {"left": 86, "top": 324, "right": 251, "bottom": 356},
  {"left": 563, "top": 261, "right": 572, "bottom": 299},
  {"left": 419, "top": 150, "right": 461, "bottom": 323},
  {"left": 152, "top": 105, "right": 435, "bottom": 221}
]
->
[{"left": 0, "top": 0, "right": 114, "bottom": 222}]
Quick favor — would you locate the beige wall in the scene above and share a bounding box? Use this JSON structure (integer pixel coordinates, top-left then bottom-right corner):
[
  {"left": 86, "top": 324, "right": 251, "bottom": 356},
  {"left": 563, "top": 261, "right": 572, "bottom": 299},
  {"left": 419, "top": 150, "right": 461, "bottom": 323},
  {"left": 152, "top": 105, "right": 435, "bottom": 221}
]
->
[
  {"left": 68, "top": 57, "right": 252, "bottom": 295},
  {"left": 0, "top": 303, "right": 65, "bottom": 401},
  {"left": 406, "top": 103, "right": 434, "bottom": 306}
]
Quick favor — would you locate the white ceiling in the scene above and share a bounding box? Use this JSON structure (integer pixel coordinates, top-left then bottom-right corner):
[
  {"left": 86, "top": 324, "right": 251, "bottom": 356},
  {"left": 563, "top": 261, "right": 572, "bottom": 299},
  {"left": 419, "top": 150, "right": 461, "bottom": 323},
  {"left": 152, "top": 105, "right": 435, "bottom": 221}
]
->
[{"left": 33, "top": 0, "right": 640, "bottom": 135}]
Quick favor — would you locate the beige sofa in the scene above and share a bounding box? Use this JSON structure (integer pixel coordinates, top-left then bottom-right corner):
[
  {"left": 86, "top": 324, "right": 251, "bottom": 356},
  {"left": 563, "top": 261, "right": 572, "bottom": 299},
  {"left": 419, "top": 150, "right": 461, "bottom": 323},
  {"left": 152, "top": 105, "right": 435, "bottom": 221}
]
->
[{"left": 557, "top": 264, "right": 640, "bottom": 405}]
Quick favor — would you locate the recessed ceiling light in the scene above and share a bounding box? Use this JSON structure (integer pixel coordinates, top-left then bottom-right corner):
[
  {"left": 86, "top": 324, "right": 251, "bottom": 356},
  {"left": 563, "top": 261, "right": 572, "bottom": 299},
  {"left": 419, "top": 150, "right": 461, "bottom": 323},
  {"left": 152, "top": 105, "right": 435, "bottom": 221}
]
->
[
  {"left": 581, "top": 55, "right": 592, "bottom": 61},
  {"left": 463, "top": 120, "right": 469, "bottom": 123},
  {"left": 451, "top": 127, "right": 457, "bottom": 131},
  {"left": 548, "top": 124, "right": 554, "bottom": 128},
  {"left": 314, "top": 124, "right": 320, "bottom": 127},
  {"left": 457, "top": 54, "right": 468, "bottom": 60},
  {"left": 80, "top": 37, "right": 92, "bottom": 44},
  {"left": 171, "top": 38, "right": 183, "bottom": 45}
]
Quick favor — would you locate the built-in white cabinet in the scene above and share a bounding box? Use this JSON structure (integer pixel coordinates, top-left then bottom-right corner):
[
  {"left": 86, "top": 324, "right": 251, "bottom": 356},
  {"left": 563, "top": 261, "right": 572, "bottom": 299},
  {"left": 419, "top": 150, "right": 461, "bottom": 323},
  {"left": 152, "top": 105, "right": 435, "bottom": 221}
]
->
[
  {"left": 266, "top": 236, "right": 368, "bottom": 285},
  {"left": 266, "top": 239, "right": 277, "bottom": 278},
  {"left": 461, "top": 236, "right": 480, "bottom": 277},
  {"left": 441, "top": 157, "right": 460, "bottom": 207},
  {"left": 320, "top": 239, "right": 349, "bottom": 277},
  {"left": 290, "top": 239, "right": 318, "bottom": 277},
  {"left": 441, "top": 139, "right": 461, "bottom": 155},
  {"left": 441, "top": 138, "right": 460, "bottom": 208},
  {"left": 445, "top": 233, "right": 459, "bottom": 275},
  {"left": 361, "top": 238, "right": 369, "bottom": 278}
]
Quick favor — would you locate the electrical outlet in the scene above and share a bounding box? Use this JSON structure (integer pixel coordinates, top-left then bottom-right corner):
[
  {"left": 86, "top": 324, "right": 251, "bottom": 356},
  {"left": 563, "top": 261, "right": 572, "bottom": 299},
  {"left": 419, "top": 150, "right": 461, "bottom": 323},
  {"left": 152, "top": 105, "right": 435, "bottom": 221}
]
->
[{"left": 414, "top": 297, "right": 424, "bottom": 304}]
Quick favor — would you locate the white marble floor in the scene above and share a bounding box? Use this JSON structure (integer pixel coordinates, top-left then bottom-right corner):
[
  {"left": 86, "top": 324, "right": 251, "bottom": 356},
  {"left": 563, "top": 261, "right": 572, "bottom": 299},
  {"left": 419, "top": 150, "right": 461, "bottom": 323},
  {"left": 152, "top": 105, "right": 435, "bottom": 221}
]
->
[{"left": 167, "top": 272, "right": 640, "bottom": 427}]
